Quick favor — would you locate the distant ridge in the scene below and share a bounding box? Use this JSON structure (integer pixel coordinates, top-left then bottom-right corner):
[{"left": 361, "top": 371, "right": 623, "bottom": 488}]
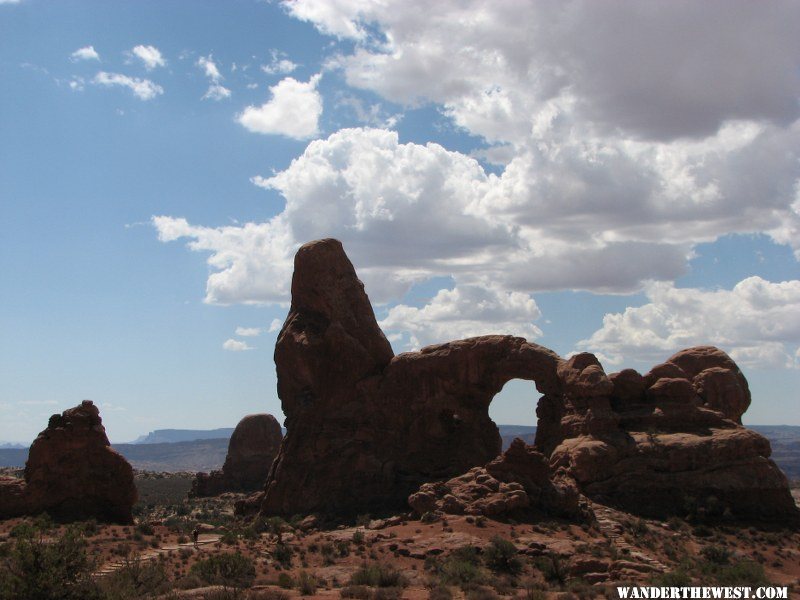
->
[
  {"left": 0, "top": 425, "right": 797, "bottom": 478},
  {"left": 129, "top": 428, "right": 236, "bottom": 444}
]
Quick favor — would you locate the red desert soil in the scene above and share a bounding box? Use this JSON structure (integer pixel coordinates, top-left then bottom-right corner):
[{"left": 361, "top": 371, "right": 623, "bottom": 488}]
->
[{"left": 1, "top": 481, "right": 798, "bottom": 599}]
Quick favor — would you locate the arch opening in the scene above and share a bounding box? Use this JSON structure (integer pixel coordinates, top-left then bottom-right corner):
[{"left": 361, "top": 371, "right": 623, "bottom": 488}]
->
[{"left": 488, "top": 378, "right": 539, "bottom": 451}]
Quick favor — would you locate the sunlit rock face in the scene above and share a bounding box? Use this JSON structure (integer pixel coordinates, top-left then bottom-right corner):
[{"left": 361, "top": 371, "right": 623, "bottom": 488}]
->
[{"left": 257, "top": 238, "right": 798, "bottom": 523}]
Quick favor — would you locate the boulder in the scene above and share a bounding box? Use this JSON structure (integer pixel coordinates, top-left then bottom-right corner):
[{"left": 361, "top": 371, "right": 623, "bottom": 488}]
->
[
  {"left": 191, "top": 413, "right": 282, "bottom": 497},
  {"left": 0, "top": 400, "right": 137, "bottom": 523}
]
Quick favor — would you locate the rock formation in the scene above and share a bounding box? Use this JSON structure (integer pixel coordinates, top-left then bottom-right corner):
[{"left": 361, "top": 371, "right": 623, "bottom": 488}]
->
[
  {"left": 191, "top": 413, "right": 282, "bottom": 497},
  {"left": 408, "top": 439, "right": 582, "bottom": 519},
  {"left": 540, "top": 348, "right": 797, "bottom": 521},
  {"left": 0, "top": 400, "right": 137, "bottom": 523},
  {"left": 260, "top": 239, "right": 562, "bottom": 517},
  {"left": 258, "top": 238, "right": 798, "bottom": 523}
]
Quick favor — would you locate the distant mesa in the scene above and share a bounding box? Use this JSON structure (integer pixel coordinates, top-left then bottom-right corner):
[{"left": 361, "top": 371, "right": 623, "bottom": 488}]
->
[
  {"left": 190, "top": 413, "right": 282, "bottom": 497},
  {"left": 253, "top": 238, "right": 799, "bottom": 524},
  {"left": 0, "top": 400, "right": 137, "bottom": 524},
  {"left": 130, "top": 427, "right": 236, "bottom": 444}
]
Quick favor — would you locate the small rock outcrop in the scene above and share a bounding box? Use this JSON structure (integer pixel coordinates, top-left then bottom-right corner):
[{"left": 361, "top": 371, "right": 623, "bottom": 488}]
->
[
  {"left": 0, "top": 400, "right": 137, "bottom": 523},
  {"left": 408, "top": 439, "right": 582, "bottom": 519},
  {"left": 191, "top": 414, "right": 282, "bottom": 497},
  {"left": 257, "top": 238, "right": 798, "bottom": 524}
]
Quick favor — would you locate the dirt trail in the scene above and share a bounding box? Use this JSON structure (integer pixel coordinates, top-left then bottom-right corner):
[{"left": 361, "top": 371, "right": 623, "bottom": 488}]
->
[{"left": 93, "top": 533, "right": 221, "bottom": 578}]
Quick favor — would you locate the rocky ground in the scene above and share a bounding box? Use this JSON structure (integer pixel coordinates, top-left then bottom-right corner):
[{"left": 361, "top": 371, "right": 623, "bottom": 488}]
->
[{"left": 1, "top": 471, "right": 798, "bottom": 599}]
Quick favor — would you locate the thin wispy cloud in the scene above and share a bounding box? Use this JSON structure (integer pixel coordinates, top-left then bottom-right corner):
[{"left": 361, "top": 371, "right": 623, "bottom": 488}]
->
[{"left": 93, "top": 71, "right": 163, "bottom": 100}]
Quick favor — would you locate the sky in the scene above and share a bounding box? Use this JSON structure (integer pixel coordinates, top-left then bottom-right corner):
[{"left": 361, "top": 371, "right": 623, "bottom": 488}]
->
[{"left": 1, "top": 0, "right": 799, "bottom": 444}]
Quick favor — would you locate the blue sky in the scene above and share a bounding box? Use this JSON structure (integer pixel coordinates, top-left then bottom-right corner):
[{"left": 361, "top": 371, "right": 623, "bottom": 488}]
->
[{"left": 1, "top": 0, "right": 799, "bottom": 443}]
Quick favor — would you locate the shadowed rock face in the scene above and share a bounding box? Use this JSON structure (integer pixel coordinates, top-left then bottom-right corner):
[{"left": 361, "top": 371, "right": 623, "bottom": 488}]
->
[
  {"left": 0, "top": 400, "right": 137, "bottom": 524},
  {"left": 259, "top": 238, "right": 798, "bottom": 523},
  {"left": 261, "top": 239, "right": 561, "bottom": 516},
  {"left": 191, "top": 414, "right": 282, "bottom": 497}
]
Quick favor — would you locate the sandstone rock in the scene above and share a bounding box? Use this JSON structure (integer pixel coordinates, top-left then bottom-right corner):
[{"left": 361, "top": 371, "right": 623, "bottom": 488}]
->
[
  {"left": 252, "top": 238, "right": 797, "bottom": 524},
  {"left": 191, "top": 413, "right": 282, "bottom": 497},
  {"left": 259, "top": 239, "right": 562, "bottom": 517},
  {"left": 407, "top": 439, "right": 581, "bottom": 519},
  {"left": 0, "top": 400, "right": 136, "bottom": 523}
]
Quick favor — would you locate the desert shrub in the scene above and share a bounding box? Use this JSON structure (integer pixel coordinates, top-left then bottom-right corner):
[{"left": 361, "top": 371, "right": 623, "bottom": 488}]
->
[
  {"left": 336, "top": 539, "right": 351, "bottom": 557},
  {"left": 701, "top": 545, "right": 731, "bottom": 565},
  {"left": 534, "top": 555, "right": 567, "bottom": 585},
  {"left": 438, "top": 548, "right": 483, "bottom": 589},
  {"left": 350, "top": 562, "right": 408, "bottom": 588},
  {"left": 273, "top": 542, "right": 293, "bottom": 567},
  {"left": 221, "top": 530, "right": 239, "bottom": 545},
  {"left": 699, "top": 559, "right": 769, "bottom": 586},
  {"left": 484, "top": 536, "right": 522, "bottom": 575},
  {"left": 465, "top": 587, "right": 499, "bottom": 600},
  {"left": 277, "top": 572, "right": 294, "bottom": 589},
  {"left": 100, "top": 556, "right": 170, "bottom": 599},
  {"left": 341, "top": 584, "right": 372, "bottom": 599},
  {"left": 296, "top": 570, "right": 317, "bottom": 596},
  {"left": 353, "top": 529, "right": 366, "bottom": 545},
  {"left": 356, "top": 514, "right": 372, "bottom": 526},
  {"left": 321, "top": 542, "right": 337, "bottom": 565},
  {"left": 372, "top": 587, "right": 403, "bottom": 600},
  {"left": 135, "top": 522, "right": 155, "bottom": 536},
  {"left": 0, "top": 525, "right": 102, "bottom": 599},
  {"left": 190, "top": 552, "right": 256, "bottom": 591},
  {"left": 428, "top": 585, "right": 454, "bottom": 600}
]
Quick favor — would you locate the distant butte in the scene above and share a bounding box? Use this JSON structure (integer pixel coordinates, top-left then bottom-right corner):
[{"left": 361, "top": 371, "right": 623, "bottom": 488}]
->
[{"left": 252, "top": 238, "right": 798, "bottom": 524}]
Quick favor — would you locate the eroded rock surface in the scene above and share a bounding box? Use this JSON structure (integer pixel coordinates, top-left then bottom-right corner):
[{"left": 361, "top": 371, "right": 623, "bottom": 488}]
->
[
  {"left": 0, "top": 400, "right": 137, "bottom": 523},
  {"left": 260, "top": 239, "right": 561, "bottom": 517},
  {"left": 408, "top": 439, "right": 582, "bottom": 519},
  {"left": 259, "top": 238, "right": 798, "bottom": 523},
  {"left": 191, "top": 414, "right": 282, "bottom": 497}
]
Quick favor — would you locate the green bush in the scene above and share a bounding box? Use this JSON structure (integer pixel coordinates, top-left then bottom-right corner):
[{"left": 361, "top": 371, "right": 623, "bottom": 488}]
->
[
  {"left": 534, "top": 555, "right": 567, "bottom": 584},
  {"left": 296, "top": 571, "right": 318, "bottom": 596},
  {"left": 190, "top": 552, "right": 256, "bottom": 591},
  {"left": 0, "top": 525, "right": 102, "bottom": 599},
  {"left": 277, "top": 572, "right": 294, "bottom": 589},
  {"left": 701, "top": 545, "right": 731, "bottom": 565},
  {"left": 438, "top": 548, "right": 483, "bottom": 589},
  {"left": 99, "top": 556, "right": 169, "bottom": 599},
  {"left": 484, "top": 536, "right": 522, "bottom": 575},
  {"left": 273, "top": 542, "right": 293, "bottom": 567},
  {"left": 350, "top": 563, "right": 408, "bottom": 588}
]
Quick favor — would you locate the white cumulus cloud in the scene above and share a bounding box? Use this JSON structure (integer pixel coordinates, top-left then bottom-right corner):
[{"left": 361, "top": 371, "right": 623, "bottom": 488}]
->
[
  {"left": 380, "top": 284, "right": 543, "bottom": 350},
  {"left": 71, "top": 46, "right": 100, "bottom": 62},
  {"left": 223, "top": 338, "right": 254, "bottom": 352},
  {"left": 131, "top": 44, "right": 166, "bottom": 70},
  {"left": 577, "top": 276, "right": 800, "bottom": 369},
  {"left": 93, "top": 72, "right": 163, "bottom": 100},
  {"left": 197, "top": 55, "right": 222, "bottom": 82},
  {"left": 237, "top": 74, "right": 322, "bottom": 139}
]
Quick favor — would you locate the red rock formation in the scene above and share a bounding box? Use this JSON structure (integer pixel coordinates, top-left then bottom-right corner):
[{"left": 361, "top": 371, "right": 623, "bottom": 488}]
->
[
  {"left": 408, "top": 439, "right": 581, "bottom": 519},
  {"left": 0, "top": 400, "right": 137, "bottom": 523},
  {"left": 191, "top": 414, "right": 282, "bottom": 497},
  {"left": 260, "top": 239, "right": 561, "bottom": 517},
  {"left": 543, "top": 347, "right": 797, "bottom": 522},
  {"left": 259, "top": 238, "right": 798, "bottom": 523}
]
